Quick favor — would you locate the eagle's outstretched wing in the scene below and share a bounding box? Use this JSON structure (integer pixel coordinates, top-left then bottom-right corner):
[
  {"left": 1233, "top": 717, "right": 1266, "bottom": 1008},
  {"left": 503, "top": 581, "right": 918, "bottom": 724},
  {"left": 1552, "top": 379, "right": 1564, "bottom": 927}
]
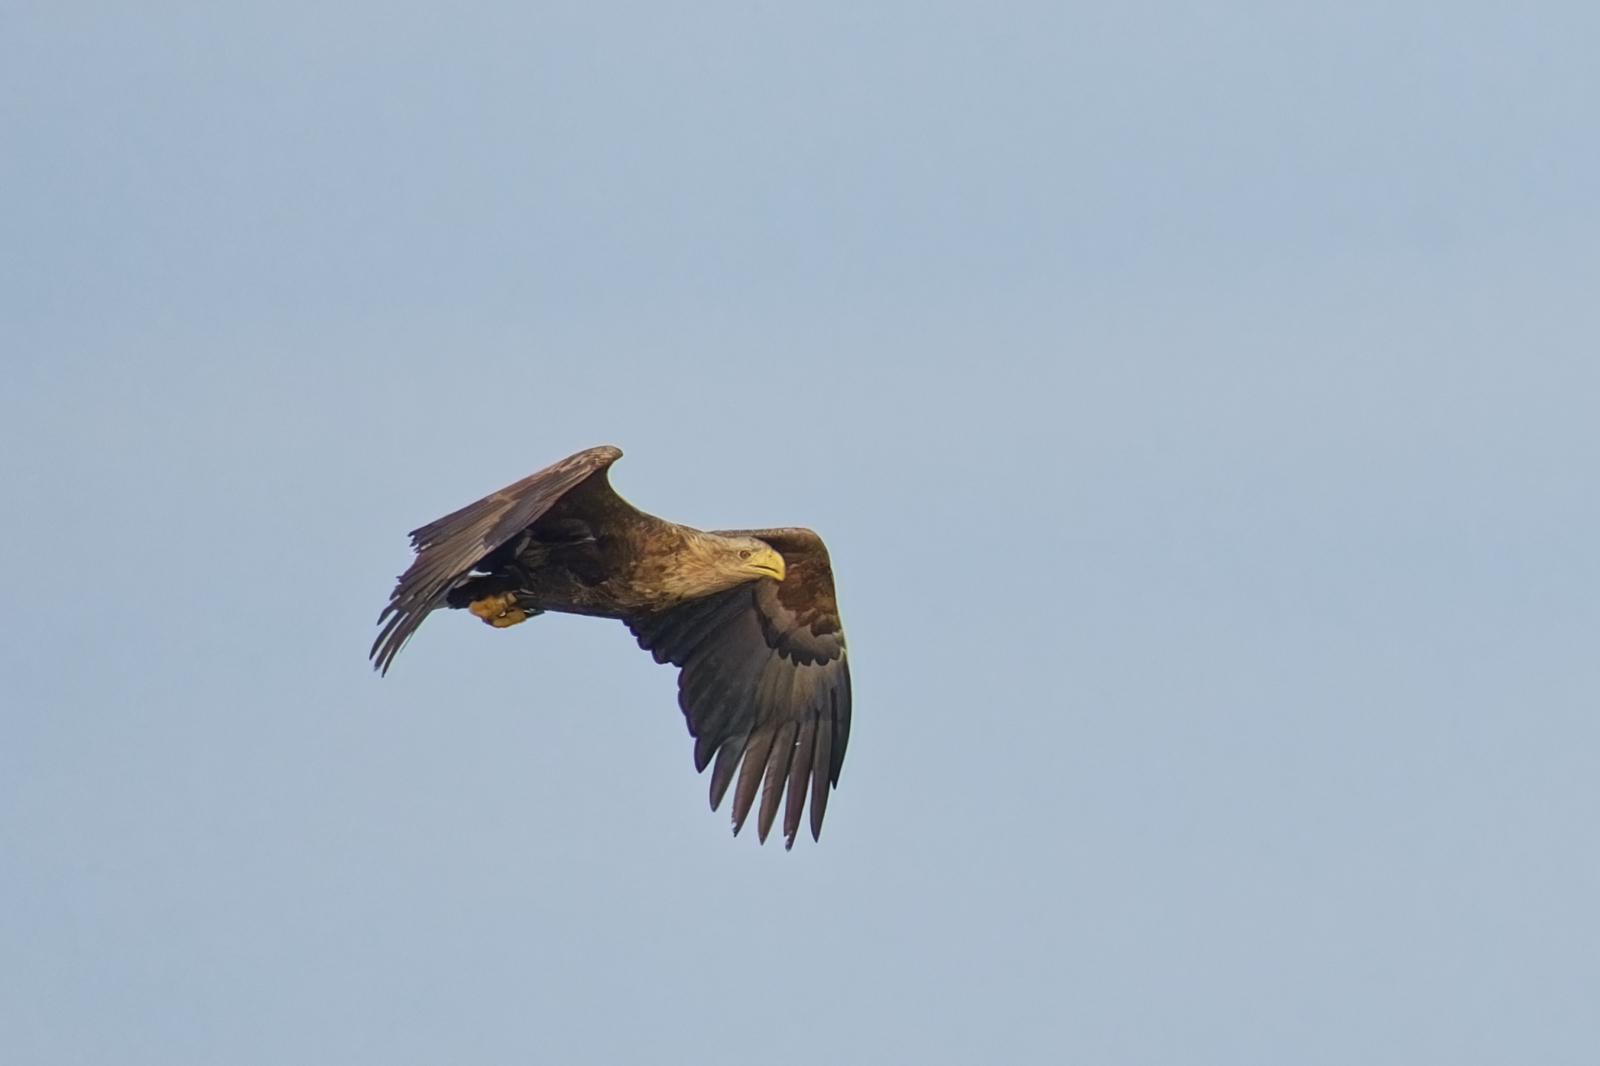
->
[
  {"left": 628, "top": 528, "right": 851, "bottom": 848},
  {"left": 371, "top": 445, "right": 623, "bottom": 673}
]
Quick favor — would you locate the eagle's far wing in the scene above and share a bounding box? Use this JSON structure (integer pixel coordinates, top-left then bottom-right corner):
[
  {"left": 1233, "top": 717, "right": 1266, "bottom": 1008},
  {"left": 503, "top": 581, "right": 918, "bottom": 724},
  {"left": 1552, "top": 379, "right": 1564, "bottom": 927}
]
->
[
  {"left": 371, "top": 445, "right": 622, "bottom": 674},
  {"left": 627, "top": 528, "right": 850, "bottom": 848}
]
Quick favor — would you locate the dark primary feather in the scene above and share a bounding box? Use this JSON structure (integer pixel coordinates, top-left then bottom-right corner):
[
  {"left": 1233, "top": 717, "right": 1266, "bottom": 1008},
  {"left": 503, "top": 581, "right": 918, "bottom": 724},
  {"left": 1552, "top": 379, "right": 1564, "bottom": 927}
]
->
[
  {"left": 627, "top": 528, "right": 851, "bottom": 848},
  {"left": 370, "top": 445, "right": 623, "bottom": 673}
]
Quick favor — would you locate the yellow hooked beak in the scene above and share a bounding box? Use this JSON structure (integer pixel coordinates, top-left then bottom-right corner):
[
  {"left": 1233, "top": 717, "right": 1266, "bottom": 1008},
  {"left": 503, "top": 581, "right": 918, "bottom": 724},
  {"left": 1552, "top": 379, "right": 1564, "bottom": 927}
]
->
[{"left": 747, "top": 545, "right": 786, "bottom": 581}]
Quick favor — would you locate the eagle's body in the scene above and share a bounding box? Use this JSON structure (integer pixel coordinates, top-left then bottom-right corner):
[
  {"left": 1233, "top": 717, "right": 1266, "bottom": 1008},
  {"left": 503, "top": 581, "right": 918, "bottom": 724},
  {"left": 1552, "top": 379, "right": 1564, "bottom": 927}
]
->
[{"left": 372, "top": 446, "right": 850, "bottom": 847}]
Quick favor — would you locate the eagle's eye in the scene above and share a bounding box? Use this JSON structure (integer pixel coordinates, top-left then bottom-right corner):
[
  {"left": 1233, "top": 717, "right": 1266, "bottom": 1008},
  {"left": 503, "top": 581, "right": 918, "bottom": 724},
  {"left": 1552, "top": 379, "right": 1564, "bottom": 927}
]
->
[{"left": 738, "top": 549, "right": 752, "bottom": 560}]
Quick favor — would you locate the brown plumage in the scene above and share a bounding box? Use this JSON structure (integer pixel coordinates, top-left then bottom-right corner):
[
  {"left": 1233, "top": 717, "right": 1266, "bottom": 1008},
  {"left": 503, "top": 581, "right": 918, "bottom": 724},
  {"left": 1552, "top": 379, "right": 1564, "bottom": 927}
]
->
[{"left": 372, "top": 445, "right": 851, "bottom": 847}]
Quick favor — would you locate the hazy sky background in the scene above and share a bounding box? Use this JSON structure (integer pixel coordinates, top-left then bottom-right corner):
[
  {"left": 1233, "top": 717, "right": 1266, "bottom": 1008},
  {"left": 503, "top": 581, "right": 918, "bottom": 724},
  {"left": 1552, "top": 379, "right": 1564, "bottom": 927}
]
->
[{"left": 3, "top": 2, "right": 1598, "bottom": 1063}]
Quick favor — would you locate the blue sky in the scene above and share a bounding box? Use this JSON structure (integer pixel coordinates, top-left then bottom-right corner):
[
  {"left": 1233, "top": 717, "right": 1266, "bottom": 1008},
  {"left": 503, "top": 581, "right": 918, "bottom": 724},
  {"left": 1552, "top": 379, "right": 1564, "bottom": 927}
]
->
[{"left": 3, "top": 3, "right": 1598, "bottom": 1063}]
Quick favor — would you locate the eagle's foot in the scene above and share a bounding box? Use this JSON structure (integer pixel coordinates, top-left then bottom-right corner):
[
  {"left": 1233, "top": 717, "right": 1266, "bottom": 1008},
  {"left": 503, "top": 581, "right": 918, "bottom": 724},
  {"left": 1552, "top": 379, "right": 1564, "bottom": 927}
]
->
[{"left": 467, "top": 592, "right": 528, "bottom": 628}]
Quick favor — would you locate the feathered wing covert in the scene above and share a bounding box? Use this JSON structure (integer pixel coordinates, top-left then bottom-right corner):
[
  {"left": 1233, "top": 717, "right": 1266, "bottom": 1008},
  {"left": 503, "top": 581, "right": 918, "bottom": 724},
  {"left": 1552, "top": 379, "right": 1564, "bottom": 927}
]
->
[{"left": 372, "top": 447, "right": 851, "bottom": 845}]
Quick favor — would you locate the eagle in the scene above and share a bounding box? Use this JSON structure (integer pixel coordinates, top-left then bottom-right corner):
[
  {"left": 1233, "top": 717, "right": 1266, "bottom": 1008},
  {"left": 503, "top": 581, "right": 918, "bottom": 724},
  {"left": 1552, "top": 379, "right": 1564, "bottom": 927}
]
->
[{"left": 372, "top": 445, "right": 851, "bottom": 848}]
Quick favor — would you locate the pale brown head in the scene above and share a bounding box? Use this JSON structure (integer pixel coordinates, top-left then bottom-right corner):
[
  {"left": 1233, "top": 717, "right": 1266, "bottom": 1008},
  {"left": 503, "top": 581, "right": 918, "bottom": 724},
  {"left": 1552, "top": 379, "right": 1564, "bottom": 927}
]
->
[{"left": 659, "top": 531, "right": 786, "bottom": 600}]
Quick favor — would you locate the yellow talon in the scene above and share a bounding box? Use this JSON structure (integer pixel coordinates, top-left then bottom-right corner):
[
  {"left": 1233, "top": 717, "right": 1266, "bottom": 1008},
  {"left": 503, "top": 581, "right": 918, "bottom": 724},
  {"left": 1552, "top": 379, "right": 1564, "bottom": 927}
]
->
[{"left": 468, "top": 592, "right": 528, "bottom": 628}]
